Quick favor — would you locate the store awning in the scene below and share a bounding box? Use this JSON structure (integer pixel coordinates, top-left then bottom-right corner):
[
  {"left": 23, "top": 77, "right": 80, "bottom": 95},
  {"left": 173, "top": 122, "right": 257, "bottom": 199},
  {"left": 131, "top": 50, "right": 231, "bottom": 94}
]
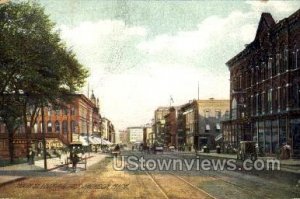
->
[{"left": 79, "top": 136, "right": 89, "bottom": 146}]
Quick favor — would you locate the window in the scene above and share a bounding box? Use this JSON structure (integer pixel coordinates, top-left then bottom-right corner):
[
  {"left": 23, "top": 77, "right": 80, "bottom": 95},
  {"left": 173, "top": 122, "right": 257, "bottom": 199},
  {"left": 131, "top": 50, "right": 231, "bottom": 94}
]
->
[
  {"left": 261, "top": 91, "right": 265, "bottom": 114},
  {"left": 296, "top": 48, "right": 299, "bottom": 69},
  {"left": 205, "top": 124, "right": 210, "bottom": 132},
  {"left": 284, "top": 46, "right": 289, "bottom": 71},
  {"left": 281, "top": 84, "right": 287, "bottom": 111},
  {"left": 47, "top": 107, "right": 52, "bottom": 116},
  {"left": 273, "top": 88, "right": 278, "bottom": 112},
  {"left": 296, "top": 83, "right": 300, "bottom": 108},
  {"left": 55, "top": 109, "right": 60, "bottom": 115},
  {"left": 64, "top": 108, "right": 68, "bottom": 115},
  {"left": 232, "top": 98, "right": 237, "bottom": 119},
  {"left": 268, "top": 58, "right": 273, "bottom": 77},
  {"left": 71, "top": 107, "right": 76, "bottom": 115},
  {"left": 268, "top": 89, "right": 272, "bottom": 113},
  {"left": 276, "top": 53, "right": 280, "bottom": 74},
  {"left": 71, "top": 120, "right": 76, "bottom": 133},
  {"left": 55, "top": 121, "right": 60, "bottom": 133},
  {"left": 204, "top": 110, "right": 210, "bottom": 119},
  {"left": 215, "top": 110, "right": 221, "bottom": 120},
  {"left": 47, "top": 121, "right": 52, "bottom": 133},
  {"left": 62, "top": 120, "right": 68, "bottom": 134}
]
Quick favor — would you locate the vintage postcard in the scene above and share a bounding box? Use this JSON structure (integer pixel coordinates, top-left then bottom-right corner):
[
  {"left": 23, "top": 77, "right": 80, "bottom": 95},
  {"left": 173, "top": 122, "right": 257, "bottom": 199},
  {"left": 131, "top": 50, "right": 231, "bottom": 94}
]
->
[{"left": 0, "top": 0, "right": 300, "bottom": 198}]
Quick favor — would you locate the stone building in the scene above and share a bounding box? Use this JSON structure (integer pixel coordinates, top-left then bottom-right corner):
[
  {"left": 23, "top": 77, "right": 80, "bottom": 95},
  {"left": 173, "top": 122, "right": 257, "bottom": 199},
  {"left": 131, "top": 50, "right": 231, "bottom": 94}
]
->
[
  {"left": 223, "top": 10, "right": 300, "bottom": 158},
  {"left": 179, "top": 99, "right": 230, "bottom": 150}
]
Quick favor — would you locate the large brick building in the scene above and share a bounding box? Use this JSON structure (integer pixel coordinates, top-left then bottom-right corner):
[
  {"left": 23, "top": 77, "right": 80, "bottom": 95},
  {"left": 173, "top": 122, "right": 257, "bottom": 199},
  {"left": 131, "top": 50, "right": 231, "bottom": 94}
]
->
[
  {"left": 223, "top": 10, "right": 300, "bottom": 158},
  {"left": 0, "top": 93, "right": 101, "bottom": 159},
  {"left": 153, "top": 107, "right": 170, "bottom": 145}
]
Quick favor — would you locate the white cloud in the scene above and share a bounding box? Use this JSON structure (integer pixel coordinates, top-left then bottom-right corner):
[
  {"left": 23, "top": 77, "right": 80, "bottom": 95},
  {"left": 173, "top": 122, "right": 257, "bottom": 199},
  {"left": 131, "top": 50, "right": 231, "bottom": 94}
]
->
[
  {"left": 246, "top": 1, "right": 298, "bottom": 14},
  {"left": 59, "top": 1, "right": 299, "bottom": 130}
]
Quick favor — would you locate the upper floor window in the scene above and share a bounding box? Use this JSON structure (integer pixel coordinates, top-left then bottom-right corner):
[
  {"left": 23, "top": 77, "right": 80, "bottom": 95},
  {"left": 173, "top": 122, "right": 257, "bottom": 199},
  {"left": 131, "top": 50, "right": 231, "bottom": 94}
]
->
[
  {"left": 71, "top": 107, "right": 76, "bottom": 115},
  {"left": 55, "top": 109, "right": 60, "bottom": 115},
  {"left": 268, "top": 58, "right": 273, "bottom": 77},
  {"left": 284, "top": 46, "right": 289, "bottom": 71},
  {"left": 215, "top": 110, "right": 221, "bottom": 120},
  {"left": 268, "top": 89, "right": 272, "bottom": 113},
  {"left": 276, "top": 53, "right": 281, "bottom": 74},
  {"left": 204, "top": 110, "right": 210, "bottom": 119}
]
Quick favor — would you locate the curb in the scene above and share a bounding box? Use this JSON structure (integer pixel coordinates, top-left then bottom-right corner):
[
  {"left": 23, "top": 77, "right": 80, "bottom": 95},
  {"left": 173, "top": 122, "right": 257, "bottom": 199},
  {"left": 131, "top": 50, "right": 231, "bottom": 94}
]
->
[{"left": 0, "top": 177, "right": 26, "bottom": 188}]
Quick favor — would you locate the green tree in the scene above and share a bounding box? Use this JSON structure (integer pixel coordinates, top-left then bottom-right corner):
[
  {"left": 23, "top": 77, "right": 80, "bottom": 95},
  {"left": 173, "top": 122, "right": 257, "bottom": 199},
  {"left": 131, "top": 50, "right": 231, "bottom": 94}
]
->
[{"left": 0, "top": 1, "right": 88, "bottom": 162}]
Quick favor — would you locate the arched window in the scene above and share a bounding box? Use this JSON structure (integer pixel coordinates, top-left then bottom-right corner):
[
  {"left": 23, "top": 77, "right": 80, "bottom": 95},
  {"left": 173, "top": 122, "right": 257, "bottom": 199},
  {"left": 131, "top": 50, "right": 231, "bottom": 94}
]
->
[
  {"left": 55, "top": 121, "right": 60, "bottom": 133},
  {"left": 62, "top": 120, "right": 68, "bottom": 134},
  {"left": 47, "top": 121, "right": 52, "bottom": 133},
  {"left": 71, "top": 120, "right": 76, "bottom": 133}
]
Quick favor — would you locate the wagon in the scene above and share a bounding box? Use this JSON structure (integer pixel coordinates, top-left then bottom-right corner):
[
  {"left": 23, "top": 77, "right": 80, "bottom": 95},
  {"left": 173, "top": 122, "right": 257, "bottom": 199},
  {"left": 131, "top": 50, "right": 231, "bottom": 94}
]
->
[{"left": 237, "top": 141, "right": 257, "bottom": 161}]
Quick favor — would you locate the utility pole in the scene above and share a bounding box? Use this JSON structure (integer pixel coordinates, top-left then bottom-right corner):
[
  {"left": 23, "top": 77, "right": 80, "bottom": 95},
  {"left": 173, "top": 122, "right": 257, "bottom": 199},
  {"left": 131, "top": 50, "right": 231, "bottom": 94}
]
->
[{"left": 41, "top": 103, "right": 47, "bottom": 171}]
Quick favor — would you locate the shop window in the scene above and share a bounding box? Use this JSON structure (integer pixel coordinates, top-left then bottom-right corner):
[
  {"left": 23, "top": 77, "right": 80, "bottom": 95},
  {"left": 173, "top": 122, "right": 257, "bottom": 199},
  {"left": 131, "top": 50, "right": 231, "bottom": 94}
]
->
[{"left": 62, "top": 120, "right": 68, "bottom": 134}]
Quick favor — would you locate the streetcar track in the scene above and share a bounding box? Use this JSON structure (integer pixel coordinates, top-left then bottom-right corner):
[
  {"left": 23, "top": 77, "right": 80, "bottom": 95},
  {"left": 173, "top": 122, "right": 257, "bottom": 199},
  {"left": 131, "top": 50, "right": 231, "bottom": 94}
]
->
[{"left": 145, "top": 169, "right": 215, "bottom": 199}]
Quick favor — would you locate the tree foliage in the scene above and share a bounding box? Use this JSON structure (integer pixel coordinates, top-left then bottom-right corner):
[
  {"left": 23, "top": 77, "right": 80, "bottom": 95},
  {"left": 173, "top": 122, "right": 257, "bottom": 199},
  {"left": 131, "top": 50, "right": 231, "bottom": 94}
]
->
[{"left": 0, "top": 1, "right": 89, "bottom": 162}]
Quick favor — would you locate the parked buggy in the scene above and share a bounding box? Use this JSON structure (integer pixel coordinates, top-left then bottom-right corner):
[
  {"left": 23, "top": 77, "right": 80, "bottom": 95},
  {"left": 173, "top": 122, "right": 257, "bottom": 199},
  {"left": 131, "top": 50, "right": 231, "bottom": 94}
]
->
[{"left": 237, "top": 141, "right": 257, "bottom": 161}]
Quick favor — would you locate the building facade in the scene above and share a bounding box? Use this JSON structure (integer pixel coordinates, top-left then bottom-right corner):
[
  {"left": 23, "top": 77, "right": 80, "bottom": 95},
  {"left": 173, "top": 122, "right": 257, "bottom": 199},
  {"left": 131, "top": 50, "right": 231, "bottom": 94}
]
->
[
  {"left": 164, "top": 107, "right": 180, "bottom": 147},
  {"left": 127, "top": 127, "right": 144, "bottom": 143},
  {"left": 0, "top": 94, "right": 101, "bottom": 159},
  {"left": 143, "top": 124, "right": 153, "bottom": 147},
  {"left": 100, "top": 117, "right": 115, "bottom": 143},
  {"left": 180, "top": 99, "right": 230, "bottom": 150},
  {"left": 154, "top": 107, "right": 170, "bottom": 145},
  {"left": 223, "top": 10, "right": 300, "bottom": 158}
]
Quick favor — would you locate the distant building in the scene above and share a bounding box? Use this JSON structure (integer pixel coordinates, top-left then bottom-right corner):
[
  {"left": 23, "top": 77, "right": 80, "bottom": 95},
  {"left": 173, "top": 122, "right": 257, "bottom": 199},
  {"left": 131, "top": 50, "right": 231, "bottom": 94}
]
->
[
  {"left": 119, "top": 130, "right": 128, "bottom": 144},
  {"left": 143, "top": 124, "right": 153, "bottom": 147},
  {"left": 101, "top": 117, "right": 115, "bottom": 143},
  {"left": 223, "top": 10, "right": 300, "bottom": 158},
  {"left": 154, "top": 107, "right": 170, "bottom": 145},
  {"left": 179, "top": 99, "right": 229, "bottom": 150},
  {"left": 127, "top": 127, "right": 144, "bottom": 143},
  {"left": 164, "top": 106, "right": 181, "bottom": 147}
]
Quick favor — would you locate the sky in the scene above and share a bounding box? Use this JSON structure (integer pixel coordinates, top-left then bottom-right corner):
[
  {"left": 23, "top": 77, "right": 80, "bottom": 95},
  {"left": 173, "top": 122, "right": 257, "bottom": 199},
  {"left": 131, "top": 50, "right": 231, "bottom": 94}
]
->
[{"left": 36, "top": 0, "right": 300, "bottom": 131}]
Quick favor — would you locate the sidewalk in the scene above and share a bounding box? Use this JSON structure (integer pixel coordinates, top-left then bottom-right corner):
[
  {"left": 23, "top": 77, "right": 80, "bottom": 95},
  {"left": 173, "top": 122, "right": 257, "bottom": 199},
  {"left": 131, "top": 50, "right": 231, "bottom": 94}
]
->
[
  {"left": 195, "top": 151, "right": 300, "bottom": 173},
  {"left": 0, "top": 152, "right": 108, "bottom": 187}
]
